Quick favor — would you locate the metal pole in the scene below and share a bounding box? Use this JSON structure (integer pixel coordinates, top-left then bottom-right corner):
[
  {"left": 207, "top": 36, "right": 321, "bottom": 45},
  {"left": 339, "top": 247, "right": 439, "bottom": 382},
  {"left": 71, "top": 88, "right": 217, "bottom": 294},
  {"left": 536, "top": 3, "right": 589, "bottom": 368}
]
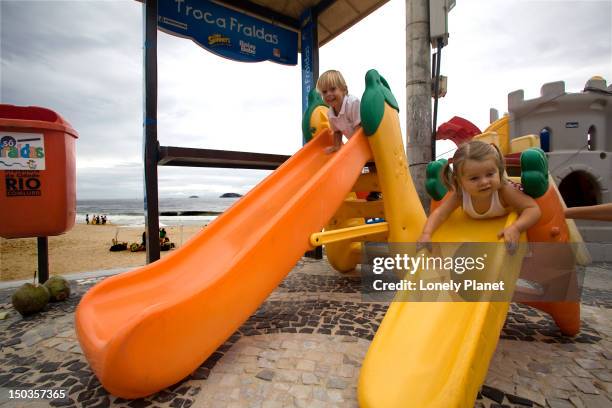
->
[
  {"left": 300, "top": 7, "right": 323, "bottom": 260},
  {"left": 37, "top": 237, "right": 48, "bottom": 284},
  {"left": 310, "top": 16, "right": 322, "bottom": 261},
  {"left": 300, "top": 8, "right": 320, "bottom": 115},
  {"left": 311, "top": 18, "right": 319, "bottom": 88},
  {"left": 143, "top": 0, "right": 160, "bottom": 262},
  {"left": 406, "top": 0, "right": 432, "bottom": 208},
  {"left": 432, "top": 38, "right": 443, "bottom": 160}
]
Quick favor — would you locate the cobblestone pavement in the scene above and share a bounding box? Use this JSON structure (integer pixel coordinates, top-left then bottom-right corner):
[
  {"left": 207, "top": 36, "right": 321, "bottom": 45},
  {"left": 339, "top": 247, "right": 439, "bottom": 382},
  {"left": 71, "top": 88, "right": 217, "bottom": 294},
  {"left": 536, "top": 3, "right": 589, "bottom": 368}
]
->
[{"left": 0, "top": 259, "right": 610, "bottom": 407}]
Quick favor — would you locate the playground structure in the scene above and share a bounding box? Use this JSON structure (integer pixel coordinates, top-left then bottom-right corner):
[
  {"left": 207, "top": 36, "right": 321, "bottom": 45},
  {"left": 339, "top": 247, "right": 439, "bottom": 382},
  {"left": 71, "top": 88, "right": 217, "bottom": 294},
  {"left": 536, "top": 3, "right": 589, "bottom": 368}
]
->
[
  {"left": 139, "top": 0, "right": 400, "bottom": 262},
  {"left": 76, "top": 70, "right": 585, "bottom": 407},
  {"left": 442, "top": 76, "right": 612, "bottom": 261},
  {"left": 506, "top": 76, "right": 612, "bottom": 261}
]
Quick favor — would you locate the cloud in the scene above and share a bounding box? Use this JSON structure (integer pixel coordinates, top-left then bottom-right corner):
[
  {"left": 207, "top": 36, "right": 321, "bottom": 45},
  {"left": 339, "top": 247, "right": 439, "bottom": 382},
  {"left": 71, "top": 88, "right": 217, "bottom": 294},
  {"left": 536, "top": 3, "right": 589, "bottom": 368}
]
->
[
  {"left": 439, "top": 0, "right": 611, "bottom": 128},
  {"left": 2, "top": 0, "right": 143, "bottom": 170},
  {"left": 157, "top": 167, "right": 272, "bottom": 198},
  {"left": 76, "top": 162, "right": 142, "bottom": 199},
  {"left": 155, "top": 31, "right": 303, "bottom": 154}
]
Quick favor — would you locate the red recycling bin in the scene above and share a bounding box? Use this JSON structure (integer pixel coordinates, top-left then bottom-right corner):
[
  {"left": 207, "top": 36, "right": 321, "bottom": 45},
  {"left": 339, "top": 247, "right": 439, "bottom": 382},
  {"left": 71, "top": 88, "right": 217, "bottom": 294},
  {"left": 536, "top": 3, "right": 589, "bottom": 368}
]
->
[{"left": 0, "top": 105, "right": 78, "bottom": 238}]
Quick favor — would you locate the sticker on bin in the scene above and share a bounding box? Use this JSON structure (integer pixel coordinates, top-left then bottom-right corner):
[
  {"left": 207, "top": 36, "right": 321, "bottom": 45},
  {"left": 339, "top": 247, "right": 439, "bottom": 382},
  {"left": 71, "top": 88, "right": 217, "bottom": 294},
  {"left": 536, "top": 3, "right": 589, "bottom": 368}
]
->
[
  {"left": 0, "top": 132, "right": 45, "bottom": 170},
  {"left": 4, "top": 170, "right": 42, "bottom": 197}
]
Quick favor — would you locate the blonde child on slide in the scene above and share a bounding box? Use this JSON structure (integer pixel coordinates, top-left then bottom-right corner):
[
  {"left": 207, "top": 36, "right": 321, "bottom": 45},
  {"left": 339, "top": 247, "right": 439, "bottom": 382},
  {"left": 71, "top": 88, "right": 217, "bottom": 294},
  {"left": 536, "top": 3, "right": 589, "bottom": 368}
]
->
[
  {"left": 418, "top": 140, "right": 541, "bottom": 253},
  {"left": 316, "top": 70, "right": 361, "bottom": 154}
]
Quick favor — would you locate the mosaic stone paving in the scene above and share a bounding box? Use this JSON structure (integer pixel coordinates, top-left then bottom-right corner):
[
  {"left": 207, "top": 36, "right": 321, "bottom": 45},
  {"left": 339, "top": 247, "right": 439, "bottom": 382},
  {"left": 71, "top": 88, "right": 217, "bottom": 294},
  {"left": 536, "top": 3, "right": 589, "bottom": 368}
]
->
[{"left": 0, "top": 259, "right": 610, "bottom": 407}]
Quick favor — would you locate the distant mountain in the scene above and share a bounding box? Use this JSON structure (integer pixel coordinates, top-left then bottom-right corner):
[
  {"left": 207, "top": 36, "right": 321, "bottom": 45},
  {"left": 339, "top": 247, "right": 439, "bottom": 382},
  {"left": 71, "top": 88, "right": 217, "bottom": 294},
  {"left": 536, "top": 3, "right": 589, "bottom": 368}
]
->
[
  {"left": 220, "top": 193, "right": 242, "bottom": 198},
  {"left": 189, "top": 195, "right": 198, "bottom": 198}
]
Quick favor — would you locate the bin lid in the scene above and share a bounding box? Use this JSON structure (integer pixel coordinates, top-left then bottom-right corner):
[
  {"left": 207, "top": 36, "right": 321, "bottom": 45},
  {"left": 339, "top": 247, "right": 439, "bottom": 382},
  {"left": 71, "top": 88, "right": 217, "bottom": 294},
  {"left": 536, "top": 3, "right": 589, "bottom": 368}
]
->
[{"left": 0, "top": 104, "right": 78, "bottom": 138}]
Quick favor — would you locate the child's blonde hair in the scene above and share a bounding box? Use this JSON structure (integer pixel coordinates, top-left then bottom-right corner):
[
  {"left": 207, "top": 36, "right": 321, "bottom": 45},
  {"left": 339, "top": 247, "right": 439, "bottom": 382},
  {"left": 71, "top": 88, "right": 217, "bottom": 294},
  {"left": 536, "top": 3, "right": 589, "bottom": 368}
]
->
[
  {"left": 442, "top": 140, "right": 506, "bottom": 196},
  {"left": 316, "top": 70, "right": 348, "bottom": 94}
]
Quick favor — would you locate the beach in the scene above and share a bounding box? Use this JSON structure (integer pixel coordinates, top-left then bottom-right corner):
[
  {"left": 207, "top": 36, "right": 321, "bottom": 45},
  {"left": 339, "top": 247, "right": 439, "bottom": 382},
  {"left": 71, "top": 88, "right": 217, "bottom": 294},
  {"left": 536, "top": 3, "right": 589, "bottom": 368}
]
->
[{"left": 0, "top": 223, "right": 203, "bottom": 282}]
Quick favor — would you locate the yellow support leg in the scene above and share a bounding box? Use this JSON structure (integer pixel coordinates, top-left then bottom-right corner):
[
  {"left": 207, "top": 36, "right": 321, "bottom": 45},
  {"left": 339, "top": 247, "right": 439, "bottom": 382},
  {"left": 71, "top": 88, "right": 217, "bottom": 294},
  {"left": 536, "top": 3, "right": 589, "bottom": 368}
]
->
[{"left": 310, "top": 222, "right": 389, "bottom": 246}]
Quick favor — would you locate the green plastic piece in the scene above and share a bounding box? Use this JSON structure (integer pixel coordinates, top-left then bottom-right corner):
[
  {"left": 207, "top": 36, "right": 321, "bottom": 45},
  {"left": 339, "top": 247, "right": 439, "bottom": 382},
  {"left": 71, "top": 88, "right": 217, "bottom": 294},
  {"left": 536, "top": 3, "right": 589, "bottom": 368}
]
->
[
  {"left": 425, "top": 159, "right": 449, "bottom": 201},
  {"left": 302, "top": 89, "right": 327, "bottom": 143},
  {"left": 520, "top": 148, "right": 549, "bottom": 198},
  {"left": 360, "top": 69, "right": 399, "bottom": 136}
]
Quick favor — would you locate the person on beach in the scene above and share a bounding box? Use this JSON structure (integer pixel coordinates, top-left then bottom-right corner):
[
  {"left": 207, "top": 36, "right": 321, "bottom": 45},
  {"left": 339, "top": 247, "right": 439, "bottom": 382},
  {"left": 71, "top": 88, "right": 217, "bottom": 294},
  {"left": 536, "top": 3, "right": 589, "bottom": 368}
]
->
[
  {"left": 418, "top": 140, "right": 541, "bottom": 253},
  {"left": 85, "top": 214, "right": 89, "bottom": 225},
  {"left": 316, "top": 70, "right": 361, "bottom": 154},
  {"left": 159, "top": 228, "right": 170, "bottom": 244}
]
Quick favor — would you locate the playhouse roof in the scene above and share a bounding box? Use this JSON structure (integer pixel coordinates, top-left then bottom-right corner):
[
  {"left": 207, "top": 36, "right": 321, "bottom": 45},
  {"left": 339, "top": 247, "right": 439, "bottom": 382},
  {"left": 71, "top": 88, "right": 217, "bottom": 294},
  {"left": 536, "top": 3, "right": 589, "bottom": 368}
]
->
[{"left": 217, "top": 0, "right": 390, "bottom": 49}]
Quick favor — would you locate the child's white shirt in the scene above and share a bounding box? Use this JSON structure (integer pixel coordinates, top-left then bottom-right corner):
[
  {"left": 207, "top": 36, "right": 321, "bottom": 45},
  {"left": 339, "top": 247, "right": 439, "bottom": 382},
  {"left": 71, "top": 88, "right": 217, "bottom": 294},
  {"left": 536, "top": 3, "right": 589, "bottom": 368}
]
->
[
  {"left": 462, "top": 189, "right": 508, "bottom": 219},
  {"left": 327, "top": 94, "right": 361, "bottom": 138}
]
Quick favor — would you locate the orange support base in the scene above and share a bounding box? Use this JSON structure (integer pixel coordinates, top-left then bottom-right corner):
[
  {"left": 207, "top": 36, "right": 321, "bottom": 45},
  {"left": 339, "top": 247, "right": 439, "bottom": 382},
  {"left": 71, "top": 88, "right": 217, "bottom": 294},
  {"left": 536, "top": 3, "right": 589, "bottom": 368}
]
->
[{"left": 521, "top": 301, "right": 581, "bottom": 336}]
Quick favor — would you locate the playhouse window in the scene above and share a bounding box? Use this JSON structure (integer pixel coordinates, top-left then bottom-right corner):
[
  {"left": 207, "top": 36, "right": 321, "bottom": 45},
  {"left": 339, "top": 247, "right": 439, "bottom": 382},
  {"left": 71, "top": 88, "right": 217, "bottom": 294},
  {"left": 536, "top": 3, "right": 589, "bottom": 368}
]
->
[
  {"left": 587, "top": 125, "right": 596, "bottom": 150},
  {"left": 539, "top": 127, "right": 551, "bottom": 152}
]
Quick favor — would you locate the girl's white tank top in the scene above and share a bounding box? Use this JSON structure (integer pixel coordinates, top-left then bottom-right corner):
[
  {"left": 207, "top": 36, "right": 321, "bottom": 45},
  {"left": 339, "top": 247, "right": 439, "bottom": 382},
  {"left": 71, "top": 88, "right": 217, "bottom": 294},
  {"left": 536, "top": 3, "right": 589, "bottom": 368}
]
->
[{"left": 462, "top": 189, "right": 508, "bottom": 219}]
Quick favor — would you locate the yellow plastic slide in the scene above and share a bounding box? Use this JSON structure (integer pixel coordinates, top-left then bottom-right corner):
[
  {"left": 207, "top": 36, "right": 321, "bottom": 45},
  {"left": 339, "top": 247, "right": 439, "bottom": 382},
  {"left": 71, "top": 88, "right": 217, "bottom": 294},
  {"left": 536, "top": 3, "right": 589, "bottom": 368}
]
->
[
  {"left": 75, "top": 129, "right": 372, "bottom": 398},
  {"left": 358, "top": 209, "right": 527, "bottom": 408}
]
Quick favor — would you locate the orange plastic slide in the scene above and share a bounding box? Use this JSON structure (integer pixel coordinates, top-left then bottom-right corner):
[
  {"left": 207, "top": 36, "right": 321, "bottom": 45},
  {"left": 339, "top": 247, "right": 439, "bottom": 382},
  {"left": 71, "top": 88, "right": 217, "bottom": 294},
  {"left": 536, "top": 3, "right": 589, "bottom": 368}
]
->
[{"left": 75, "top": 130, "right": 372, "bottom": 398}]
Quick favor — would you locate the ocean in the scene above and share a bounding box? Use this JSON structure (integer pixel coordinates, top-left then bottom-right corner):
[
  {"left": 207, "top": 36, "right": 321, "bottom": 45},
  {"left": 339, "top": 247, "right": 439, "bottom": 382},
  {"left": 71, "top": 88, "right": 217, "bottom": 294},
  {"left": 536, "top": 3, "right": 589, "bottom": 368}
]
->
[{"left": 77, "top": 196, "right": 241, "bottom": 227}]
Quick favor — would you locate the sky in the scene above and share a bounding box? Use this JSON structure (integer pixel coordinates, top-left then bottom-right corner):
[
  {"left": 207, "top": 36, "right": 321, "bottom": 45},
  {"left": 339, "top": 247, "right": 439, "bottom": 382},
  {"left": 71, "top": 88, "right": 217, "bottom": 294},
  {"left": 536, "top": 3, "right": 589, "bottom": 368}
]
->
[{"left": 1, "top": 0, "right": 611, "bottom": 200}]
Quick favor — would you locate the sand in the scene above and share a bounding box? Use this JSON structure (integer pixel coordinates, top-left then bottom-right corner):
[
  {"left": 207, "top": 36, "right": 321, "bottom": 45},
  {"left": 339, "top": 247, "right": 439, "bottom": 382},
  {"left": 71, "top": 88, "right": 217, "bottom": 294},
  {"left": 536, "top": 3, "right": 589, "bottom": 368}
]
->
[{"left": 0, "top": 223, "right": 204, "bottom": 282}]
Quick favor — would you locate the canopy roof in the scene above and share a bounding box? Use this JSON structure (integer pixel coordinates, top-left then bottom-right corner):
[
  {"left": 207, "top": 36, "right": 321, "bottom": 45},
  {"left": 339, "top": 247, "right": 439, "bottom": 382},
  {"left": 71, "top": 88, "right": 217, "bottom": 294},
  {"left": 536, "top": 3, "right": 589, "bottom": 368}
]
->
[{"left": 217, "top": 0, "right": 390, "bottom": 49}]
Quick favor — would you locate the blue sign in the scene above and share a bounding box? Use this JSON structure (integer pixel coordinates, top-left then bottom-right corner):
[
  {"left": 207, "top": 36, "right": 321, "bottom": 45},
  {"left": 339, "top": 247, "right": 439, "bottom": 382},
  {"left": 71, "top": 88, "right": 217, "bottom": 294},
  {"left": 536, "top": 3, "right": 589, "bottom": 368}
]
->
[
  {"left": 158, "top": 0, "right": 298, "bottom": 65},
  {"left": 300, "top": 9, "right": 316, "bottom": 114}
]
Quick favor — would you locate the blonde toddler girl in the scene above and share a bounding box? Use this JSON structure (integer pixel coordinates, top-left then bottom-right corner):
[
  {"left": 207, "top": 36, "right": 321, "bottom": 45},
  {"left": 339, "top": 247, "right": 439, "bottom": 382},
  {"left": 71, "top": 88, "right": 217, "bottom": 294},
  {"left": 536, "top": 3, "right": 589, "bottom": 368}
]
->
[{"left": 418, "top": 140, "right": 541, "bottom": 253}]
